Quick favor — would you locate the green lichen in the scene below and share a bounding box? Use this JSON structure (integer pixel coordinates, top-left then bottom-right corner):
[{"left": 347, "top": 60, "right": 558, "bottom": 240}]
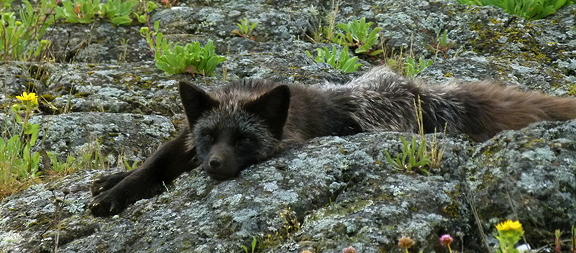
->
[
  {"left": 306, "top": 199, "right": 373, "bottom": 222},
  {"left": 481, "top": 144, "right": 501, "bottom": 158},
  {"left": 442, "top": 185, "right": 462, "bottom": 218},
  {"left": 569, "top": 83, "right": 576, "bottom": 96},
  {"left": 468, "top": 21, "right": 551, "bottom": 64},
  {"left": 520, "top": 138, "right": 545, "bottom": 149}
]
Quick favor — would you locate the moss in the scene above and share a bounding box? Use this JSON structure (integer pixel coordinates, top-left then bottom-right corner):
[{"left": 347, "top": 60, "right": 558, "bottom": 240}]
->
[
  {"left": 40, "top": 94, "right": 57, "bottom": 102},
  {"left": 306, "top": 199, "right": 373, "bottom": 222},
  {"left": 467, "top": 20, "right": 553, "bottom": 67},
  {"left": 476, "top": 172, "right": 500, "bottom": 192},
  {"left": 214, "top": 215, "right": 235, "bottom": 239},
  {"left": 568, "top": 83, "right": 576, "bottom": 96},
  {"left": 441, "top": 184, "right": 463, "bottom": 218},
  {"left": 74, "top": 92, "right": 91, "bottom": 98},
  {"left": 521, "top": 138, "right": 545, "bottom": 149},
  {"left": 481, "top": 144, "right": 501, "bottom": 158}
]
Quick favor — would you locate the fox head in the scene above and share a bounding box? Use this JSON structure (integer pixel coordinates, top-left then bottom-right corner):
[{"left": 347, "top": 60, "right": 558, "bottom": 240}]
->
[{"left": 178, "top": 80, "right": 291, "bottom": 181}]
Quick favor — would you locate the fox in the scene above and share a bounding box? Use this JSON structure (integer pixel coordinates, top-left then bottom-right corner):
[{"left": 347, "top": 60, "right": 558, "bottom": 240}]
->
[{"left": 89, "top": 66, "right": 576, "bottom": 217}]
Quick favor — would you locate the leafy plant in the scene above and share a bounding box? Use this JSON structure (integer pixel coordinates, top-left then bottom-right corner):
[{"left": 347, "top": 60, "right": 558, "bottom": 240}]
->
[
  {"left": 232, "top": 18, "right": 258, "bottom": 40},
  {"left": 101, "top": 0, "right": 139, "bottom": 25},
  {"left": 0, "top": 92, "right": 42, "bottom": 198},
  {"left": 384, "top": 136, "right": 431, "bottom": 174},
  {"left": 332, "top": 17, "right": 383, "bottom": 56},
  {"left": 47, "top": 152, "right": 77, "bottom": 176},
  {"left": 495, "top": 220, "right": 524, "bottom": 253},
  {"left": 54, "top": 0, "right": 140, "bottom": 25},
  {"left": 0, "top": 0, "right": 14, "bottom": 10},
  {"left": 306, "top": 45, "right": 362, "bottom": 73},
  {"left": 55, "top": 0, "right": 101, "bottom": 24},
  {"left": 404, "top": 56, "right": 433, "bottom": 77},
  {"left": 239, "top": 236, "right": 257, "bottom": 253},
  {"left": 458, "top": 0, "right": 574, "bottom": 20},
  {"left": 427, "top": 29, "right": 457, "bottom": 58},
  {"left": 140, "top": 20, "right": 226, "bottom": 76},
  {"left": 0, "top": 0, "right": 56, "bottom": 61},
  {"left": 1, "top": 91, "right": 107, "bottom": 198}
]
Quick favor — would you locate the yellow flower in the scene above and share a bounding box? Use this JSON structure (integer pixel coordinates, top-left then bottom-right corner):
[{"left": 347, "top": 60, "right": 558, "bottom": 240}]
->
[
  {"left": 496, "top": 219, "right": 523, "bottom": 232},
  {"left": 16, "top": 92, "right": 39, "bottom": 105}
]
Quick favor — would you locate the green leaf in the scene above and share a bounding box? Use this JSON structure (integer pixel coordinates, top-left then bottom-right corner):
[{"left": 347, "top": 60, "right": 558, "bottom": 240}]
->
[{"left": 110, "top": 16, "right": 132, "bottom": 25}]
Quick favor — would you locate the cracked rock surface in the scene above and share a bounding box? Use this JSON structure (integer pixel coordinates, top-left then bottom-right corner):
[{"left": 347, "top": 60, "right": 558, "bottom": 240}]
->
[{"left": 1, "top": 0, "right": 575, "bottom": 252}]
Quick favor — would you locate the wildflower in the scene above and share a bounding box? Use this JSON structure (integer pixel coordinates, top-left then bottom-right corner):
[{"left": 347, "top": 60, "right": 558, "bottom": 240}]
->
[
  {"left": 16, "top": 92, "right": 39, "bottom": 106},
  {"left": 496, "top": 220, "right": 523, "bottom": 232},
  {"left": 495, "top": 220, "right": 525, "bottom": 253},
  {"left": 398, "top": 237, "right": 415, "bottom": 253},
  {"left": 342, "top": 246, "right": 357, "bottom": 253},
  {"left": 440, "top": 234, "right": 453, "bottom": 253}
]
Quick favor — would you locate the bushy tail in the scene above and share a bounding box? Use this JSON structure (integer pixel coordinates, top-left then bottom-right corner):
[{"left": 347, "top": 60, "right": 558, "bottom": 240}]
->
[{"left": 441, "top": 82, "right": 576, "bottom": 141}]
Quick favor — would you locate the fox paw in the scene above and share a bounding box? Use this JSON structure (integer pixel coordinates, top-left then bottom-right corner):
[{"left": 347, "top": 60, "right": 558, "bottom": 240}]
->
[
  {"left": 89, "top": 190, "right": 126, "bottom": 217},
  {"left": 90, "top": 172, "right": 130, "bottom": 197}
]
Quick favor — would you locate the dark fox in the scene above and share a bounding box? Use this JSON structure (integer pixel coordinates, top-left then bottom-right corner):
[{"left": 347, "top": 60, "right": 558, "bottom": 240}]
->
[{"left": 89, "top": 66, "right": 576, "bottom": 217}]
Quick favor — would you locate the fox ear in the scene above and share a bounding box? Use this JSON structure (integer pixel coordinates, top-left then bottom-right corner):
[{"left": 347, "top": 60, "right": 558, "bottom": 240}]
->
[
  {"left": 244, "top": 85, "right": 291, "bottom": 139},
  {"left": 178, "top": 81, "right": 219, "bottom": 126}
]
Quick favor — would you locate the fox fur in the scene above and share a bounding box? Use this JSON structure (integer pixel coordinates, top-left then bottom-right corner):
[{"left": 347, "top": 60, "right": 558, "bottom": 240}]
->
[{"left": 89, "top": 66, "right": 576, "bottom": 217}]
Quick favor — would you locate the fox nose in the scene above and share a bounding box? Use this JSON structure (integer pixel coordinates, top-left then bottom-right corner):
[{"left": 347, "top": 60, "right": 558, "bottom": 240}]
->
[{"left": 209, "top": 157, "right": 222, "bottom": 169}]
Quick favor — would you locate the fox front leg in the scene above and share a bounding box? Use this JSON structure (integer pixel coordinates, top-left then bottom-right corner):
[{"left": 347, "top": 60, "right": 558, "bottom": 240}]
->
[{"left": 89, "top": 131, "right": 197, "bottom": 217}]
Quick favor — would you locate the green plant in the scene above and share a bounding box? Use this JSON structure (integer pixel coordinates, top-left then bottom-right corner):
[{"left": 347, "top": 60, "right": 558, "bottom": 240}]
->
[
  {"left": 384, "top": 136, "right": 431, "bottom": 174},
  {"left": 570, "top": 225, "right": 576, "bottom": 253},
  {"left": 556, "top": 229, "right": 562, "bottom": 253},
  {"left": 46, "top": 152, "right": 77, "bottom": 176},
  {"left": 140, "top": 21, "right": 226, "bottom": 76},
  {"left": 55, "top": 0, "right": 101, "bottom": 24},
  {"left": 495, "top": 220, "right": 524, "bottom": 253},
  {"left": 101, "top": 0, "right": 139, "bottom": 25},
  {"left": 306, "top": 45, "right": 362, "bottom": 73},
  {"left": 427, "top": 29, "right": 457, "bottom": 58},
  {"left": 0, "top": 0, "right": 14, "bottom": 10},
  {"left": 118, "top": 152, "right": 141, "bottom": 170},
  {"left": 239, "top": 236, "right": 257, "bottom": 253},
  {"left": 1, "top": 91, "right": 109, "bottom": 198},
  {"left": 54, "top": 0, "right": 140, "bottom": 25},
  {"left": 45, "top": 136, "right": 107, "bottom": 176},
  {"left": 0, "top": 92, "right": 42, "bottom": 198},
  {"left": 458, "top": 0, "right": 574, "bottom": 20},
  {"left": 404, "top": 56, "right": 433, "bottom": 77},
  {"left": 308, "top": 0, "right": 340, "bottom": 43},
  {"left": 232, "top": 18, "right": 258, "bottom": 39},
  {"left": 332, "top": 17, "right": 383, "bottom": 56},
  {"left": 0, "top": 0, "right": 56, "bottom": 61}
]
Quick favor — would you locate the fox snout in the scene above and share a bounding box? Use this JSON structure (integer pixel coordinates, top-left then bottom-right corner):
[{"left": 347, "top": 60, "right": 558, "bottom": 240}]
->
[{"left": 202, "top": 143, "right": 241, "bottom": 181}]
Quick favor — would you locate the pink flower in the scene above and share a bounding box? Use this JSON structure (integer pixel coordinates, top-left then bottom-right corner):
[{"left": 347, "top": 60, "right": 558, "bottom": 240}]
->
[
  {"left": 440, "top": 234, "right": 453, "bottom": 246},
  {"left": 342, "top": 246, "right": 357, "bottom": 253}
]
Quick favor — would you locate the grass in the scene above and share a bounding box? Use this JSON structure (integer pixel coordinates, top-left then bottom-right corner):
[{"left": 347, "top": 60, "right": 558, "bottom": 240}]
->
[
  {"left": 307, "top": 0, "right": 340, "bottom": 43},
  {"left": 384, "top": 97, "right": 444, "bottom": 174},
  {"left": 458, "top": 0, "right": 575, "bottom": 20}
]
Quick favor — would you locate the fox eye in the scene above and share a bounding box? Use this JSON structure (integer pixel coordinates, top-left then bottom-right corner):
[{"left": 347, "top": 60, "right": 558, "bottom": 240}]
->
[
  {"left": 236, "top": 136, "right": 255, "bottom": 149},
  {"left": 198, "top": 132, "right": 214, "bottom": 143}
]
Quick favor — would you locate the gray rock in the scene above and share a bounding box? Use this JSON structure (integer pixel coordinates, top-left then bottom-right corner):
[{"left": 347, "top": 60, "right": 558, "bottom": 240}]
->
[
  {"left": 1, "top": 0, "right": 575, "bottom": 252},
  {"left": 30, "top": 112, "right": 176, "bottom": 163}
]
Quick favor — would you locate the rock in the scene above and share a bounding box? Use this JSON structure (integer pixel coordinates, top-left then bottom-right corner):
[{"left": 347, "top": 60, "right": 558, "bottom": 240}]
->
[{"left": 1, "top": 0, "right": 575, "bottom": 252}]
